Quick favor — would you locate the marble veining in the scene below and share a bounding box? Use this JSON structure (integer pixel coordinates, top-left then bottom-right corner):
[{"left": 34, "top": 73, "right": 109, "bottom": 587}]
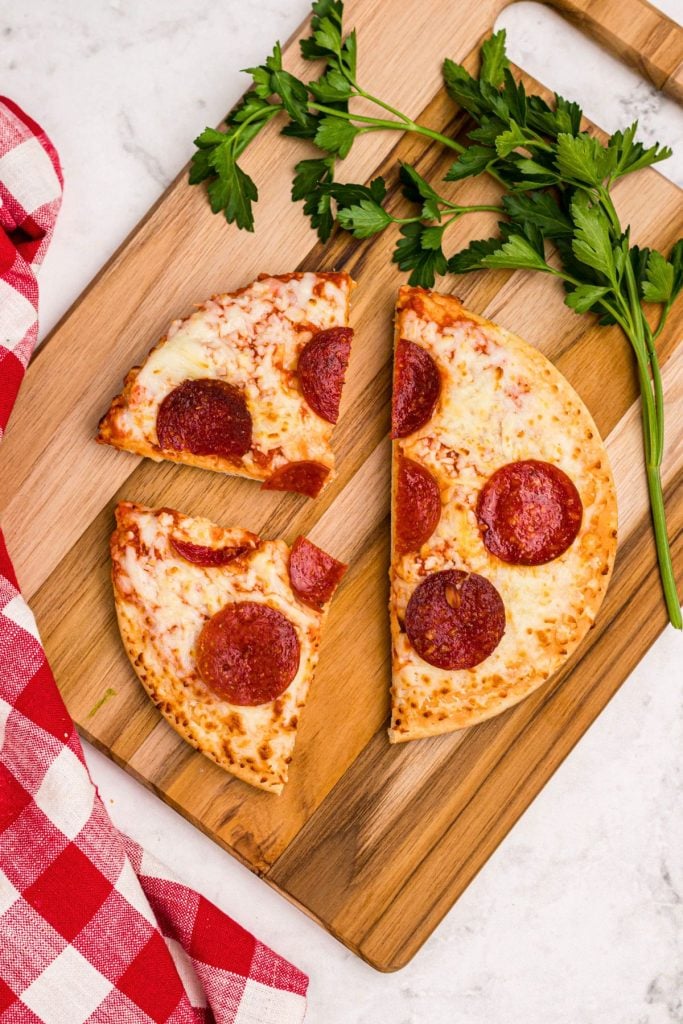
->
[{"left": 4, "top": 1, "right": 682, "bottom": 1020}]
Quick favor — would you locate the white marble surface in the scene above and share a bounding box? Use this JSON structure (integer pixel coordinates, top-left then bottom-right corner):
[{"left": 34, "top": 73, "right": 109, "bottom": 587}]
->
[{"left": 5, "top": 1, "right": 683, "bottom": 1020}]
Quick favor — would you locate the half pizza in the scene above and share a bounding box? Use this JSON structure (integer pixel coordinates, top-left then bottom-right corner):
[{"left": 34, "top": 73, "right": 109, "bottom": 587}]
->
[
  {"left": 98, "top": 271, "right": 354, "bottom": 497},
  {"left": 111, "top": 501, "right": 346, "bottom": 792},
  {"left": 389, "top": 287, "right": 618, "bottom": 742}
]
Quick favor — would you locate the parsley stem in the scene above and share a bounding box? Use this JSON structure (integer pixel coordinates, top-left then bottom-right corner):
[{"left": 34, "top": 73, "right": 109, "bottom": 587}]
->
[
  {"left": 308, "top": 102, "right": 410, "bottom": 130},
  {"left": 403, "top": 123, "right": 465, "bottom": 154},
  {"left": 450, "top": 202, "right": 503, "bottom": 214},
  {"left": 597, "top": 187, "right": 623, "bottom": 236},
  {"left": 308, "top": 102, "right": 467, "bottom": 154},
  {"left": 352, "top": 85, "right": 412, "bottom": 125},
  {"left": 646, "top": 464, "right": 681, "bottom": 628},
  {"left": 620, "top": 250, "right": 680, "bottom": 627},
  {"left": 652, "top": 302, "right": 672, "bottom": 342},
  {"left": 642, "top": 317, "right": 665, "bottom": 464},
  {"left": 231, "top": 102, "right": 281, "bottom": 151}
]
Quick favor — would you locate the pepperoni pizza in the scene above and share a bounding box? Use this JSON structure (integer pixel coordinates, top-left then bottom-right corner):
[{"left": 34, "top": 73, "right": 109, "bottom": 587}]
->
[
  {"left": 111, "top": 502, "right": 346, "bottom": 792},
  {"left": 389, "top": 287, "right": 618, "bottom": 742},
  {"left": 98, "top": 272, "right": 354, "bottom": 498}
]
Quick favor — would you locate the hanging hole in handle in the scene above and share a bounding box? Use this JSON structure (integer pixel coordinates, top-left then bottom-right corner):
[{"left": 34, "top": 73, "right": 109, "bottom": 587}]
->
[{"left": 494, "top": 1, "right": 683, "bottom": 188}]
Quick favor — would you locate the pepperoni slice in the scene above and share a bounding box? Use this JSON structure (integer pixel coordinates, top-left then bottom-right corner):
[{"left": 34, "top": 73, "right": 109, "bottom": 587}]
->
[
  {"left": 289, "top": 536, "right": 347, "bottom": 609},
  {"left": 196, "top": 602, "right": 300, "bottom": 706},
  {"left": 391, "top": 339, "right": 441, "bottom": 438},
  {"left": 171, "top": 538, "right": 254, "bottom": 567},
  {"left": 405, "top": 570, "right": 505, "bottom": 670},
  {"left": 262, "top": 461, "right": 330, "bottom": 498},
  {"left": 156, "top": 379, "right": 252, "bottom": 459},
  {"left": 298, "top": 327, "right": 353, "bottom": 424},
  {"left": 477, "top": 459, "right": 583, "bottom": 566},
  {"left": 395, "top": 456, "right": 441, "bottom": 554}
]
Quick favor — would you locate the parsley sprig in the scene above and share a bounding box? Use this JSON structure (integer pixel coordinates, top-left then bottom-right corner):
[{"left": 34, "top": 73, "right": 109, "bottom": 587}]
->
[
  {"left": 189, "top": 2, "right": 682, "bottom": 627},
  {"left": 189, "top": 1, "right": 472, "bottom": 234}
]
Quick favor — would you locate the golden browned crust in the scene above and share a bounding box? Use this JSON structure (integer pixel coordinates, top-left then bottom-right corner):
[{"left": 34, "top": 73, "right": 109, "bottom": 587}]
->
[{"left": 389, "top": 287, "right": 618, "bottom": 742}]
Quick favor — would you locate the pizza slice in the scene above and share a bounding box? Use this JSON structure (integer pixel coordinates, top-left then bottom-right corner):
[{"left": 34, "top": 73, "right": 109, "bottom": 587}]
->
[
  {"left": 389, "top": 287, "right": 618, "bottom": 742},
  {"left": 110, "top": 501, "right": 346, "bottom": 792},
  {"left": 98, "top": 271, "right": 355, "bottom": 498}
]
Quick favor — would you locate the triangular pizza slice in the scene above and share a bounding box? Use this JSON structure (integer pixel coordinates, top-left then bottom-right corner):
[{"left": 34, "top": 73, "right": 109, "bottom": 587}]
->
[
  {"left": 111, "top": 501, "right": 346, "bottom": 792},
  {"left": 98, "top": 271, "right": 354, "bottom": 498},
  {"left": 389, "top": 287, "right": 618, "bottom": 742}
]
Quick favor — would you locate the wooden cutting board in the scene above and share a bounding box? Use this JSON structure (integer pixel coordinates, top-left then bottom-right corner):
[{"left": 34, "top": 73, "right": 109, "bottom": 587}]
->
[{"left": 2, "top": 0, "right": 682, "bottom": 972}]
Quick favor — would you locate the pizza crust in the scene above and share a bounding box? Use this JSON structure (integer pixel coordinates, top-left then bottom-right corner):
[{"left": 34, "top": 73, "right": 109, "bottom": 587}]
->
[
  {"left": 98, "top": 272, "right": 354, "bottom": 489},
  {"left": 389, "top": 287, "right": 618, "bottom": 742},
  {"left": 111, "top": 502, "right": 328, "bottom": 793}
]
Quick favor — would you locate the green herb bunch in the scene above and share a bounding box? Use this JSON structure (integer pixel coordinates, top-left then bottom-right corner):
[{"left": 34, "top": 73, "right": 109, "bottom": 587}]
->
[{"left": 189, "top": 0, "right": 682, "bottom": 627}]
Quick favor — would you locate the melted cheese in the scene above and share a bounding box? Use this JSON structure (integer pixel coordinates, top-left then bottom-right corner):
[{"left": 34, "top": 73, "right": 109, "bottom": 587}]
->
[
  {"left": 111, "top": 502, "right": 326, "bottom": 793},
  {"left": 99, "top": 272, "right": 353, "bottom": 484},
  {"left": 389, "top": 288, "right": 618, "bottom": 742}
]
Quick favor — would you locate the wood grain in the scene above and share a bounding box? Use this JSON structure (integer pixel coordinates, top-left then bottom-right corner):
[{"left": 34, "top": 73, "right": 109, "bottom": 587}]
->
[{"left": 1, "top": 0, "right": 681, "bottom": 971}]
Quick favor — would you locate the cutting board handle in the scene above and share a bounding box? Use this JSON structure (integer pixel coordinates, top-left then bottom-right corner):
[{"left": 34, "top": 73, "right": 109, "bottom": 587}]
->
[{"left": 530, "top": 0, "right": 683, "bottom": 101}]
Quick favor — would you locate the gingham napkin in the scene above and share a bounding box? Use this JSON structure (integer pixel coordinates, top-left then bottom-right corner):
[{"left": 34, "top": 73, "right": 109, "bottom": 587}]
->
[{"left": 0, "top": 97, "right": 308, "bottom": 1024}]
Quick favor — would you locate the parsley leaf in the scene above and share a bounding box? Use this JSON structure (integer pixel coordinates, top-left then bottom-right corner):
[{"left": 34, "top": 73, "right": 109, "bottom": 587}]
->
[
  {"left": 555, "top": 132, "right": 614, "bottom": 186},
  {"left": 494, "top": 122, "right": 529, "bottom": 158},
  {"left": 300, "top": 0, "right": 344, "bottom": 61},
  {"left": 321, "top": 177, "right": 390, "bottom": 238},
  {"left": 467, "top": 116, "right": 507, "bottom": 146},
  {"left": 291, "top": 156, "right": 336, "bottom": 240},
  {"left": 508, "top": 155, "right": 559, "bottom": 186},
  {"left": 479, "top": 234, "right": 552, "bottom": 272},
  {"left": 501, "top": 69, "right": 526, "bottom": 126},
  {"left": 444, "top": 146, "right": 495, "bottom": 181},
  {"left": 393, "top": 222, "right": 447, "bottom": 287},
  {"left": 480, "top": 30, "right": 508, "bottom": 87},
  {"left": 300, "top": 0, "right": 356, "bottom": 76},
  {"left": 399, "top": 164, "right": 442, "bottom": 220},
  {"left": 569, "top": 191, "right": 616, "bottom": 281},
  {"left": 642, "top": 250, "right": 675, "bottom": 304},
  {"left": 308, "top": 67, "right": 354, "bottom": 103},
  {"left": 608, "top": 121, "right": 672, "bottom": 181},
  {"left": 670, "top": 239, "right": 683, "bottom": 298},
  {"left": 243, "top": 44, "right": 311, "bottom": 127},
  {"left": 564, "top": 283, "right": 610, "bottom": 314},
  {"left": 442, "top": 59, "right": 484, "bottom": 117},
  {"left": 447, "top": 236, "right": 506, "bottom": 273},
  {"left": 207, "top": 146, "right": 258, "bottom": 231},
  {"left": 188, "top": 146, "right": 214, "bottom": 185},
  {"left": 291, "top": 156, "right": 333, "bottom": 201},
  {"left": 501, "top": 191, "right": 573, "bottom": 238},
  {"left": 526, "top": 93, "right": 582, "bottom": 137},
  {"left": 337, "top": 199, "right": 393, "bottom": 237},
  {"left": 314, "top": 115, "right": 359, "bottom": 157},
  {"left": 321, "top": 176, "right": 387, "bottom": 207}
]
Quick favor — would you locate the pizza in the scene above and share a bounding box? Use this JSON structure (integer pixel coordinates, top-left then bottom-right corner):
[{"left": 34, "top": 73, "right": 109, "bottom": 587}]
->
[
  {"left": 97, "top": 271, "right": 354, "bottom": 498},
  {"left": 389, "top": 287, "right": 618, "bottom": 743},
  {"left": 110, "top": 501, "right": 346, "bottom": 792}
]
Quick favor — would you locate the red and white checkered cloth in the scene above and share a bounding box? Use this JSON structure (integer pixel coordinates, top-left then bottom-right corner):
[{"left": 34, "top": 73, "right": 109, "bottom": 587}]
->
[{"left": 0, "top": 97, "right": 308, "bottom": 1023}]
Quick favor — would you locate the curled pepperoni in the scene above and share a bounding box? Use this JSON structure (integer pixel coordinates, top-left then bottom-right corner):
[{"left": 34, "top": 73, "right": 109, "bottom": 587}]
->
[
  {"left": 391, "top": 339, "right": 441, "bottom": 438},
  {"left": 298, "top": 327, "right": 353, "bottom": 424},
  {"left": 289, "top": 536, "right": 347, "bottom": 609},
  {"left": 395, "top": 456, "right": 441, "bottom": 554},
  {"left": 171, "top": 538, "right": 254, "bottom": 567},
  {"left": 405, "top": 570, "right": 505, "bottom": 670},
  {"left": 477, "top": 459, "right": 583, "bottom": 566},
  {"left": 196, "top": 602, "right": 300, "bottom": 706},
  {"left": 156, "top": 379, "right": 252, "bottom": 459},
  {"left": 262, "top": 461, "right": 330, "bottom": 498}
]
